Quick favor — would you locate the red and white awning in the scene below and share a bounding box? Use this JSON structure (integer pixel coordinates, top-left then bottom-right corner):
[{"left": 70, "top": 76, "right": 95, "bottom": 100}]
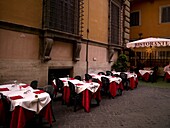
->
[{"left": 126, "top": 37, "right": 170, "bottom": 48}]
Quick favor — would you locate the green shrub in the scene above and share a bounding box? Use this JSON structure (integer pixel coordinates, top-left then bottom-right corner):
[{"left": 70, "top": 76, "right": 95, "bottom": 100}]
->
[{"left": 111, "top": 54, "right": 128, "bottom": 72}]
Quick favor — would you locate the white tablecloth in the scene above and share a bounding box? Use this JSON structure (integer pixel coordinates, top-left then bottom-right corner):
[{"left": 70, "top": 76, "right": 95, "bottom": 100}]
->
[
  {"left": 0, "top": 83, "right": 51, "bottom": 113},
  {"left": 166, "top": 71, "right": 170, "bottom": 75},
  {"left": 139, "top": 70, "right": 153, "bottom": 76},
  {"left": 90, "top": 74, "right": 122, "bottom": 84},
  {"left": 112, "top": 71, "right": 137, "bottom": 79},
  {"left": 59, "top": 78, "right": 100, "bottom": 94}
]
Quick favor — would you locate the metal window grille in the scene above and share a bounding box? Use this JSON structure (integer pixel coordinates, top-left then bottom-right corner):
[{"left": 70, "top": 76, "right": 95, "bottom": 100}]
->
[
  {"left": 109, "top": 1, "right": 120, "bottom": 45},
  {"left": 130, "top": 51, "right": 170, "bottom": 67},
  {"left": 43, "top": 0, "right": 84, "bottom": 36}
]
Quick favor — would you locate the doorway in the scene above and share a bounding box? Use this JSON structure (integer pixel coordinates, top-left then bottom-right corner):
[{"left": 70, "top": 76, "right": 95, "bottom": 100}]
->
[{"left": 48, "top": 67, "right": 73, "bottom": 84}]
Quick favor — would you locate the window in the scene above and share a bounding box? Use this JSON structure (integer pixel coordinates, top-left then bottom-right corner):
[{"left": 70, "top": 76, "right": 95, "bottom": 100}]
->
[
  {"left": 160, "top": 6, "right": 170, "bottom": 23},
  {"left": 109, "top": 1, "right": 120, "bottom": 45},
  {"left": 44, "top": 0, "right": 81, "bottom": 35},
  {"left": 130, "top": 11, "right": 140, "bottom": 26}
]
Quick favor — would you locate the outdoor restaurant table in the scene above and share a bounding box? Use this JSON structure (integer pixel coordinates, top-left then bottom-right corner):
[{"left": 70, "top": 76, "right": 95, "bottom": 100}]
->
[
  {"left": 164, "top": 71, "right": 170, "bottom": 81},
  {"left": 139, "top": 69, "right": 153, "bottom": 81},
  {"left": 111, "top": 71, "right": 138, "bottom": 89},
  {"left": 0, "top": 83, "right": 52, "bottom": 128},
  {"left": 90, "top": 74, "right": 123, "bottom": 97},
  {"left": 58, "top": 78, "right": 101, "bottom": 112}
]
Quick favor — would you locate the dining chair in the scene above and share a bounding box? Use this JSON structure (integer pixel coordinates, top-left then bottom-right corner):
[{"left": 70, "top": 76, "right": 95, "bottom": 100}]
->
[
  {"left": 106, "top": 71, "right": 113, "bottom": 76},
  {"left": 101, "top": 77, "right": 110, "bottom": 97},
  {"left": 92, "top": 78, "right": 99, "bottom": 83},
  {"left": 98, "top": 72, "right": 105, "bottom": 75},
  {"left": 55, "top": 78, "right": 64, "bottom": 93},
  {"left": 112, "top": 74, "right": 120, "bottom": 77},
  {"left": 43, "top": 85, "right": 56, "bottom": 123},
  {"left": 120, "top": 72, "right": 129, "bottom": 90},
  {"left": 55, "top": 78, "right": 64, "bottom": 104},
  {"left": 150, "top": 66, "right": 158, "bottom": 83},
  {"left": 85, "top": 74, "right": 92, "bottom": 82},
  {"left": 68, "top": 81, "right": 82, "bottom": 112},
  {"left": 0, "top": 93, "right": 11, "bottom": 128},
  {"left": 30, "top": 80, "right": 38, "bottom": 89},
  {"left": 74, "top": 75, "right": 82, "bottom": 81}
]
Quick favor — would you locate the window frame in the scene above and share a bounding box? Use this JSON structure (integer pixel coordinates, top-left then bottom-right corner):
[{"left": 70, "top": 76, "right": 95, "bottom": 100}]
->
[
  {"left": 130, "top": 10, "right": 141, "bottom": 27},
  {"left": 108, "top": 0, "right": 121, "bottom": 45},
  {"left": 159, "top": 5, "right": 170, "bottom": 24},
  {"left": 43, "top": 0, "right": 80, "bottom": 35}
]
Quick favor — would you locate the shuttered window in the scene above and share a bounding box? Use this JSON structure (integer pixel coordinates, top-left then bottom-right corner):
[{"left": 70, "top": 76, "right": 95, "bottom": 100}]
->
[
  {"left": 109, "top": 1, "right": 120, "bottom": 45},
  {"left": 161, "top": 6, "right": 170, "bottom": 23},
  {"left": 44, "top": 0, "right": 80, "bottom": 35},
  {"left": 130, "top": 11, "right": 140, "bottom": 26}
]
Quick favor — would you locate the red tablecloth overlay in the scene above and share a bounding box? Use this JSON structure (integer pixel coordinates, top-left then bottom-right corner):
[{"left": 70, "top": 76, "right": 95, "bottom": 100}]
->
[
  {"left": 0, "top": 84, "right": 53, "bottom": 128},
  {"left": 63, "top": 82, "right": 101, "bottom": 113},
  {"left": 0, "top": 100, "right": 52, "bottom": 128},
  {"left": 138, "top": 72, "right": 150, "bottom": 82},
  {"left": 129, "top": 77, "right": 138, "bottom": 89},
  {"left": 9, "top": 102, "right": 52, "bottom": 128},
  {"left": 109, "top": 81, "right": 123, "bottom": 97}
]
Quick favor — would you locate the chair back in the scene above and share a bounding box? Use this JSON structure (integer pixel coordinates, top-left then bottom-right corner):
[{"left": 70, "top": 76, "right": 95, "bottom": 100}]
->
[
  {"left": 112, "top": 74, "right": 120, "bottom": 77},
  {"left": 74, "top": 75, "right": 82, "bottom": 81},
  {"left": 30, "top": 80, "right": 38, "bottom": 89},
  {"left": 98, "top": 72, "right": 105, "bottom": 75},
  {"left": 0, "top": 93, "right": 11, "bottom": 111},
  {"left": 68, "top": 81, "right": 76, "bottom": 96},
  {"left": 120, "top": 72, "right": 127, "bottom": 81},
  {"left": 0, "top": 93, "right": 11, "bottom": 127},
  {"left": 106, "top": 71, "right": 113, "bottom": 76},
  {"left": 92, "top": 78, "right": 99, "bottom": 83},
  {"left": 43, "top": 85, "right": 54, "bottom": 99},
  {"left": 85, "top": 74, "right": 92, "bottom": 81},
  {"left": 55, "top": 78, "right": 64, "bottom": 92},
  {"left": 101, "top": 77, "right": 110, "bottom": 86}
]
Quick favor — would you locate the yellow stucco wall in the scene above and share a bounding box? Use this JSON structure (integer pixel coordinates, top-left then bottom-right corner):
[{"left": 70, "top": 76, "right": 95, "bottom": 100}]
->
[
  {"left": 130, "top": 0, "right": 170, "bottom": 39},
  {"left": 0, "top": 0, "right": 42, "bottom": 28},
  {"left": 83, "top": 0, "right": 108, "bottom": 43}
]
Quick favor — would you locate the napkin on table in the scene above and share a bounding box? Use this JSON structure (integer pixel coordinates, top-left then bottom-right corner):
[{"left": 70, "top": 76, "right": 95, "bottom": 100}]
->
[
  {"left": 0, "top": 88, "right": 9, "bottom": 91},
  {"left": 10, "top": 95, "right": 23, "bottom": 100},
  {"left": 76, "top": 83, "right": 83, "bottom": 86},
  {"left": 33, "top": 90, "right": 45, "bottom": 94}
]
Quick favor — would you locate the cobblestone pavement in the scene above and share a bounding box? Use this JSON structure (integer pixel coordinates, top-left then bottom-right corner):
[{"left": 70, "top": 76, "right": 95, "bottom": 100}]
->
[{"left": 41, "top": 85, "right": 170, "bottom": 128}]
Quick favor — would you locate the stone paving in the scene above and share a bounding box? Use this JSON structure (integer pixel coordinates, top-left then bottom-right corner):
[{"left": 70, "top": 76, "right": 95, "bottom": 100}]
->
[{"left": 30, "top": 85, "right": 170, "bottom": 128}]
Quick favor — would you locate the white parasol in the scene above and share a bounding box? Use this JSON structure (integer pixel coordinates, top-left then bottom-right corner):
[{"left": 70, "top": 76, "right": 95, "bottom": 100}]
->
[{"left": 126, "top": 37, "right": 170, "bottom": 48}]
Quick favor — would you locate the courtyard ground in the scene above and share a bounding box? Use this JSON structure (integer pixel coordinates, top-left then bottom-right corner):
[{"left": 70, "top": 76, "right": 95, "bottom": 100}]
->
[{"left": 29, "top": 79, "right": 170, "bottom": 128}]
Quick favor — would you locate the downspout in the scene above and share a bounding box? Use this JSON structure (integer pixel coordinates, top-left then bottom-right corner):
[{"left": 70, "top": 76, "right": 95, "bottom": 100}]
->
[{"left": 86, "top": 0, "right": 90, "bottom": 74}]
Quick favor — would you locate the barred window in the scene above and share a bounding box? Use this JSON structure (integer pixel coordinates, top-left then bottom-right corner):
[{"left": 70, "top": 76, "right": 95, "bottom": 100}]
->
[
  {"left": 44, "top": 0, "right": 80, "bottom": 35},
  {"left": 130, "top": 11, "right": 140, "bottom": 26},
  {"left": 109, "top": 1, "right": 120, "bottom": 45},
  {"left": 160, "top": 6, "right": 170, "bottom": 23}
]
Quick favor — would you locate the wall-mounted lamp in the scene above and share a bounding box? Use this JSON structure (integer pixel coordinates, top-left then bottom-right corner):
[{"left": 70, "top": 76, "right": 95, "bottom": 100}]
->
[
  {"left": 93, "top": 57, "right": 97, "bottom": 61},
  {"left": 138, "top": 33, "right": 143, "bottom": 39}
]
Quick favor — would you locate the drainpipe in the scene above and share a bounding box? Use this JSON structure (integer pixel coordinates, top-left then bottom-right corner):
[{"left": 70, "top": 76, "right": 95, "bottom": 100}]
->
[{"left": 86, "top": 0, "right": 90, "bottom": 74}]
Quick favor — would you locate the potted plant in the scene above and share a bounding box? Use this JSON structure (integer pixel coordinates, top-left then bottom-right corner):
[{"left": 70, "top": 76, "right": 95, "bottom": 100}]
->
[{"left": 111, "top": 54, "right": 128, "bottom": 72}]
